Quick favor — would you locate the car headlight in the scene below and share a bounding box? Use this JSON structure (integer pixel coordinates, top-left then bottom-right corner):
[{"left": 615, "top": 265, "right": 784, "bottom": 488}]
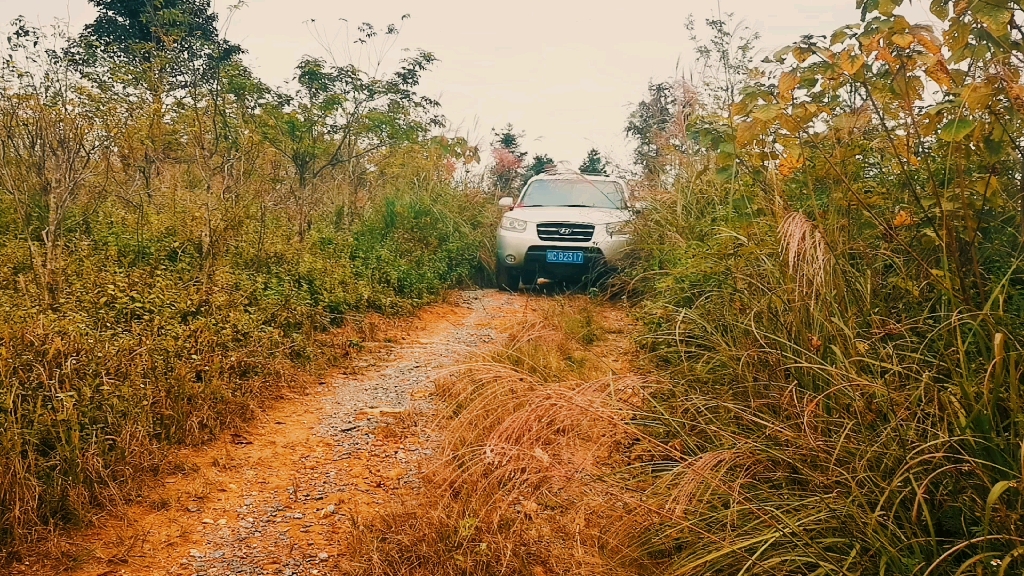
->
[
  {"left": 606, "top": 221, "right": 632, "bottom": 237},
  {"left": 500, "top": 216, "right": 528, "bottom": 233}
]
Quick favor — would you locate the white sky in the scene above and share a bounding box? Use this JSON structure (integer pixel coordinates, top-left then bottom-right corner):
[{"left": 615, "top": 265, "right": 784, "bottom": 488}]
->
[{"left": 10, "top": 0, "right": 935, "bottom": 168}]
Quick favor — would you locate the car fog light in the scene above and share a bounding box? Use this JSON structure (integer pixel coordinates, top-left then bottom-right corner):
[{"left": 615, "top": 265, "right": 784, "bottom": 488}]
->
[{"left": 505, "top": 254, "right": 517, "bottom": 264}]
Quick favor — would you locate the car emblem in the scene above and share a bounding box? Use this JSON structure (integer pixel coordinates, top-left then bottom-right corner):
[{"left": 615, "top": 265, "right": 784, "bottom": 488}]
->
[{"left": 558, "top": 227, "right": 572, "bottom": 235}]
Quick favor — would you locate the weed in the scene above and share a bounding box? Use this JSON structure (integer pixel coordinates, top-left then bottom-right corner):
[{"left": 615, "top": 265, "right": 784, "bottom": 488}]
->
[
  {"left": 611, "top": 1, "right": 1024, "bottom": 573},
  {"left": 0, "top": 10, "right": 497, "bottom": 554},
  {"left": 346, "top": 299, "right": 642, "bottom": 576}
]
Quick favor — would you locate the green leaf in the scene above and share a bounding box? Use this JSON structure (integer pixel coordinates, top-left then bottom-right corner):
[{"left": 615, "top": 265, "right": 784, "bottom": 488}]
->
[
  {"left": 715, "top": 164, "right": 738, "bottom": 182},
  {"left": 751, "top": 103, "right": 783, "bottom": 122},
  {"left": 938, "top": 118, "right": 976, "bottom": 141},
  {"left": 831, "top": 28, "right": 852, "bottom": 45},
  {"left": 984, "top": 480, "right": 1016, "bottom": 535},
  {"left": 859, "top": 0, "right": 879, "bottom": 19},
  {"left": 982, "top": 134, "right": 1006, "bottom": 161},
  {"left": 973, "top": 2, "right": 1013, "bottom": 35},
  {"left": 924, "top": 101, "right": 956, "bottom": 115},
  {"left": 772, "top": 44, "right": 795, "bottom": 62},
  {"left": 878, "top": 0, "right": 899, "bottom": 17},
  {"left": 929, "top": 0, "right": 949, "bottom": 20}
]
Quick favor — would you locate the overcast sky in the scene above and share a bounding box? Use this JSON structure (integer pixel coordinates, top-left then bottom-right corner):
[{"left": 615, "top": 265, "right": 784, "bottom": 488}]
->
[{"left": 11, "top": 0, "right": 935, "bottom": 168}]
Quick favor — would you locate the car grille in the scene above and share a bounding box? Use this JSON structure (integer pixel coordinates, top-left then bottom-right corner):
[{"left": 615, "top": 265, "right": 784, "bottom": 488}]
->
[{"left": 536, "top": 222, "right": 595, "bottom": 242}]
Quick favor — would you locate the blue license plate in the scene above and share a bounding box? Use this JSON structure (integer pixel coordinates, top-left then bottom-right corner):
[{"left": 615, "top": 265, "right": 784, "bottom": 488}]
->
[{"left": 546, "top": 250, "right": 585, "bottom": 264}]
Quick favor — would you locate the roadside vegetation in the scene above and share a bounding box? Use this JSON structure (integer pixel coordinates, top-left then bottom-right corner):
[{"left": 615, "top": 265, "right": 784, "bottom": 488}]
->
[
  {"left": 6, "top": 0, "right": 1024, "bottom": 573},
  {"left": 624, "top": 0, "right": 1024, "bottom": 573},
  {"left": 353, "top": 1, "right": 1024, "bottom": 575},
  {"left": 0, "top": 1, "right": 492, "bottom": 556},
  {"left": 346, "top": 296, "right": 642, "bottom": 575}
]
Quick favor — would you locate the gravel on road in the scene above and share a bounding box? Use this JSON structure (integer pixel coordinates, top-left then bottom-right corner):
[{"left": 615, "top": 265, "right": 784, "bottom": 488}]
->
[{"left": 44, "top": 289, "right": 526, "bottom": 576}]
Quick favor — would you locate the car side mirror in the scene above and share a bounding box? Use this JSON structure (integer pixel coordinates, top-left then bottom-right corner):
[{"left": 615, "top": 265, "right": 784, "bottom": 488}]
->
[{"left": 498, "top": 197, "right": 514, "bottom": 208}]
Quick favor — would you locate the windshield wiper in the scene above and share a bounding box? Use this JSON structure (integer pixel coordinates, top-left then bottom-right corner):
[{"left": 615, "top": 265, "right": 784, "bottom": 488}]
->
[
  {"left": 522, "top": 204, "right": 616, "bottom": 208},
  {"left": 522, "top": 204, "right": 591, "bottom": 208}
]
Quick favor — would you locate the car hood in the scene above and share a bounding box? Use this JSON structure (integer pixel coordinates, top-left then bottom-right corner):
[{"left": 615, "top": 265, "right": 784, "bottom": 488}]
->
[{"left": 506, "top": 206, "right": 632, "bottom": 225}]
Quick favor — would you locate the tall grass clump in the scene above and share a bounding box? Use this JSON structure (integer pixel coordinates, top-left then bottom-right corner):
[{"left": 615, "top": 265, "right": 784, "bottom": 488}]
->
[
  {"left": 615, "top": 1, "right": 1024, "bottom": 574},
  {"left": 346, "top": 297, "right": 645, "bottom": 576},
  {"left": 0, "top": 14, "right": 493, "bottom": 556}
]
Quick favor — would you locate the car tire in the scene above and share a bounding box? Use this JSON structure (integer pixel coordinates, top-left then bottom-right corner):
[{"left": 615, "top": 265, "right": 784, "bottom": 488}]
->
[
  {"left": 520, "top": 268, "right": 537, "bottom": 287},
  {"left": 497, "top": 264, "right": 521, "bottom": 292}
]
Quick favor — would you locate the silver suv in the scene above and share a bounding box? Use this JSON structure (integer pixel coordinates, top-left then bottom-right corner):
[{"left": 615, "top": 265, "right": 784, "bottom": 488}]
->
[{"left": 495, "top": 173, "right": 634, "bottom": 289}]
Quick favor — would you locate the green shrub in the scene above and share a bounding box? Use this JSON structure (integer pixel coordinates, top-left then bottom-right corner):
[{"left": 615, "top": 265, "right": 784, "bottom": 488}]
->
[
  {"left": 0, "top": 174, "right": 492, "bottom": 553},
  {"left": 351, "top": 183, "right": 496, "bottom": 313}
]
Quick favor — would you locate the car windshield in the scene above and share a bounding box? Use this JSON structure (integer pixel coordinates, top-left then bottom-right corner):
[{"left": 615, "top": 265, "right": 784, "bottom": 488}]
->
[{"left": 520, "top": 179, "right": 626, "bottom": 209}]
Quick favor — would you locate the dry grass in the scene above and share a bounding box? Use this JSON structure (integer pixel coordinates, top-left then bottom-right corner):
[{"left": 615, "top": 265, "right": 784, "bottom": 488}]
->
[
  {"left": 345, "top": 297, "right": 649, "bottom": 576},
  {"left": 0, "top": 180, "right": 493, "bottom": 560},
  {"left": 617, "top": 177, "right": 1024, "bottom": 573},
  {"left": 778, "top": 210, "right": 836, "bottom": 302}
]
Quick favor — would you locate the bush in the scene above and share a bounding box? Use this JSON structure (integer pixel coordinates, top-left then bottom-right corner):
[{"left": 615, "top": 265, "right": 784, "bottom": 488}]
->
[
  {"left": 351, "top": 184, "right": 495, "bottom": 314},
  {"left": 611, "top": 1, "right": 1024, "bottom": 572},
  {"left": 0, "top": 174, "right": 493, "bottom": 553}
]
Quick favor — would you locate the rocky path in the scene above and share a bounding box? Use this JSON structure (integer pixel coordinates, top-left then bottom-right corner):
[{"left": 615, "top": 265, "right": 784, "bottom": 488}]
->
[{"left": 42, "top": 290, "right": 529, "bottom": 576}]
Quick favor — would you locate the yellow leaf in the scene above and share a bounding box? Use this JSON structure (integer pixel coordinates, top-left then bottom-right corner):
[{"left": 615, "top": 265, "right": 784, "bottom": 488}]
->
[
  {"left": 831, "top": 25, "right": 857, "bottom": 45},
  {"left": 778, "top": 113, "right": 804, "bottom": 135},
  {"left": 918, "top": 112, "right": 940, "bottom": 137},
  {"left": 894, "top": 210, "right": 914, "bottom": 227},
  {"left": 876, "top": 46, "right": 898, "bottom": 66},
  {"left": 944, "top": 20, "right": 971, "bottom": 54},
  {"left": 972, "top": 3, "right": 1013, "bottom": 35},
  {"left": 731, "top": 100, "right": 753, "bottom": 117},
  {"left": 778, "top": 71, "right": 799, "bottom": 104},
  {"left": 794, "top": 102, "right": 820, "bottom": 118},
  {"left": 925, "top": 61, "right": 953, "bottom": 90},
  {"left": 735, "top": 120, "right": 765, "bottom": 147},
  {"left": 751, "top": 103, "right": 783, "bottom": 122},
  {"left": 893, "top": 73, "right": 925, "bottom": 103},
  {"left": 891, "top": 138, "right": 920, "bottom": 167},
  {"left": 839, "top": 49, "right": 866, "bottom": 75},
  {"left": 778, "top": 153, "right": 805, "bottom": 178},
  {"left": 793, "top": 47, "right": 814, "bottom": 64},
  {"left": 833, "top": 107, "right": 873, "bottom": 132},
  {"left": 963, "top": 82, "right": 996, "bottom": 112},
  {"left": 891, "top": 33, "right": 914, "bottom": 49},
  {"left": 969, "top": 175, "right": 1002, "bottom": 197},
  {"left": 1006, "top": 83, "right": 1024, "bottom": 114},
  {"left": 911, "top": 26, "right": 943, "bottom": 55}
]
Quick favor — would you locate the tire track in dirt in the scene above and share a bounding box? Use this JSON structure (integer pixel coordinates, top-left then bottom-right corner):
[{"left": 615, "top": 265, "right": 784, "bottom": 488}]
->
[{"left": 23, "top": 290, "right": 531, "bottom": 576}]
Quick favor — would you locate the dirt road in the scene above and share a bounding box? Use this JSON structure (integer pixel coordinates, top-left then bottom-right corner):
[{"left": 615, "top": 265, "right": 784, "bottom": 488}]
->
[{"left": 26, "top": 290, "right": 534, "bottom": 576}]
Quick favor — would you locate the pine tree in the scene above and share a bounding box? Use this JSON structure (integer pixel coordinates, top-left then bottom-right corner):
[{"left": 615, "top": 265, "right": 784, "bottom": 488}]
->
[
  {"left": 578, "top": 148, "right": 608, "bottom": 175},
  {"left": 526, "top": 154, "right": 555, "bottom": 178}
]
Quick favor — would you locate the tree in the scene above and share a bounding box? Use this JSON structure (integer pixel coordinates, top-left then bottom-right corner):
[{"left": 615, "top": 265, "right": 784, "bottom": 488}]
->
[
  {"left": 526, "top": 154, "right": 555, "bottom": 178},
  {"left": 492, "top": 124, "right": 527, "bottom": 162},
  {"left": 626, "top": 11, "right": 755, "bottom": 180},
  {"left": 685, "top": 11, "right": 759, "bottom": 113},
  {"left": 258, "top": 22, "right": 443, "bottom": 238},
  {"left": 578, "top": 148, "right": 608, "bottom": 175},
  {"left": 66, "top": 0, "right": 249, "bottom": 268},
  {"left": 71, "top": 0, "right": 241, "bottom": 92},
  {"left": 625, "top": 81, "right": 680, "bottom": 178},
  {"left": 490, "top": 124, "right": 527, "bottom": 195},
  {"left": 0, "top": 20, "right": 111, "bottom": 308}
]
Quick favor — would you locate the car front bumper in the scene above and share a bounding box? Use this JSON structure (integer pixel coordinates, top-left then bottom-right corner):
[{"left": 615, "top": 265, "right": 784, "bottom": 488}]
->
[{"left": 497, "top": 224, "right": 630, "bottom": 277}]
